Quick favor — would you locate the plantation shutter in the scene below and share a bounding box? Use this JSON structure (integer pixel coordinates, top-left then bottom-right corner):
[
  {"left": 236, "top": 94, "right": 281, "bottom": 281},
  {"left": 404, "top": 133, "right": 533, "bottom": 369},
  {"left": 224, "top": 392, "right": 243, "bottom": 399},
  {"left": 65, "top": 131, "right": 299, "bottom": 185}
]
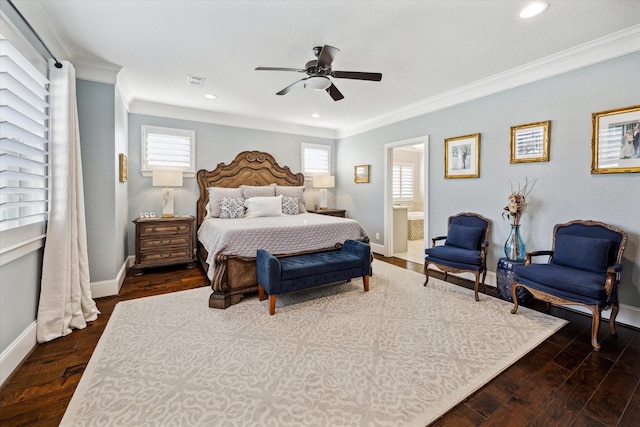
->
[
  {"left": 301, "top": 143, "right": 331, "bottom": 176},
  {"left": 392, "top": 163, "right": 413, "bottom": 201},
  {"left": 141, "top": 125, "right": 195, "bottom": 173},
  {"left": 0, "top": 38, "right": 49, "bottom": 232}
]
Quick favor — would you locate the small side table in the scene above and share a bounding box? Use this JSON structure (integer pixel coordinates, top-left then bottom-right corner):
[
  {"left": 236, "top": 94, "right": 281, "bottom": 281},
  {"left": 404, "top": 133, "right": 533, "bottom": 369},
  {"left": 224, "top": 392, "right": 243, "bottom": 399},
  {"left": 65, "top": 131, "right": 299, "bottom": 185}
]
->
[
  {"left": 308, "top": 209, "right": 346, "bottom": 218},
  {"left": 496, "top": 257, "right": 533, "bottom": 304}
]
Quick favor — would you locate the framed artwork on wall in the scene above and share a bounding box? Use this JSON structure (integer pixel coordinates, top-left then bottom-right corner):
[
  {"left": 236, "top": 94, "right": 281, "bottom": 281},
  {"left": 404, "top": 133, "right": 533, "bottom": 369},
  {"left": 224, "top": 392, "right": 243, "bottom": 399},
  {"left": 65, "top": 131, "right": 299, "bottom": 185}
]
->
[
  {"left": 510, "top": 120, "right": 550, "bottom": 163},
  {"left": 444, "top": 133, "right": 480, "bottom": 179},
  {"left": 119, "top": 153, "right": 128, "bottom": 182},
  {"left": 591, "top": 104, "right": 640, "bottom": 174},
  {"left": 354, "top": 164, "right": 370, "bottom": 183}
]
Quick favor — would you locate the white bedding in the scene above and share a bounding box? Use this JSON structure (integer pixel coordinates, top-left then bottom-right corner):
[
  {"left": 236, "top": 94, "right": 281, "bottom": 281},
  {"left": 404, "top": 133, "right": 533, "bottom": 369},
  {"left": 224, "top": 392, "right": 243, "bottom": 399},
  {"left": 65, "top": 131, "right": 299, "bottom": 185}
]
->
[{"left": 198, "top": 213, "right": 368, "bottom": 280}]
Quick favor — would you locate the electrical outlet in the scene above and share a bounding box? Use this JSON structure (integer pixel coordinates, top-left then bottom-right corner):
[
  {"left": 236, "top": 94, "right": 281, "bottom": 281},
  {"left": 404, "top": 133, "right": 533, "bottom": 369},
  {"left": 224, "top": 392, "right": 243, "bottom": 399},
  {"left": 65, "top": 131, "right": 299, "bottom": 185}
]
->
[{"left": 375, "top": 232, "right": 380, "bottom": 240}]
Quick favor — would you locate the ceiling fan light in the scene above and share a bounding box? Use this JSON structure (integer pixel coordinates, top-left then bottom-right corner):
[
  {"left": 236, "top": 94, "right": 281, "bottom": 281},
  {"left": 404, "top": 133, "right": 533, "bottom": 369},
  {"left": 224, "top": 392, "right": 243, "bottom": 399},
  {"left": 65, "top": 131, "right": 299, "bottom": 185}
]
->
[{"left": 306, "top": 76, "right": 331, "bottom": 91}]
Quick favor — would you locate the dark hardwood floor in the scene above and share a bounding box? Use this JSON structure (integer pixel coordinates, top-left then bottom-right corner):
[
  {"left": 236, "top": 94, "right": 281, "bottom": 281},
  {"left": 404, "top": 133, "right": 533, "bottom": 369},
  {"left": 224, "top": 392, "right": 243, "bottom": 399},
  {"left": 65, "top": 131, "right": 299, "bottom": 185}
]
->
[{"left": 1, "top": 256, "right": 638, "bottom": 426}]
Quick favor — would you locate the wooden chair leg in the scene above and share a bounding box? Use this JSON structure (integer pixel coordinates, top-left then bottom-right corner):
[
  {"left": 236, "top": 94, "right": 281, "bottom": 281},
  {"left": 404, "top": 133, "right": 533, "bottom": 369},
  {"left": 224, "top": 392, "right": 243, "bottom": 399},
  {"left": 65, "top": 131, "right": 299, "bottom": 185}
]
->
[
  {"left": 590, "top": 306, "right": 601, "bottom": 351},
  {"left": 363, "top": 275, "right": 370, "bottom": 292},
  {"left": 424, "top": 263, "right": 430, "bottom": 286},
  {"left": 481, "top": 269, "right": 487, "bottom": 292},
  {"left": 268, "top": 295, "right": 277, "bottom": 315},
  {"left": 510, "top": 284, "right": 520, "bottom": 314},
  {"left": 474, "top": 272, "right": 480, "bottom": 302},
  {"left": 609, "top": 301, "right": 619, "bottom": 335},
  {"left": 258, "top": 284, "right": 265, "bottom": 301}
]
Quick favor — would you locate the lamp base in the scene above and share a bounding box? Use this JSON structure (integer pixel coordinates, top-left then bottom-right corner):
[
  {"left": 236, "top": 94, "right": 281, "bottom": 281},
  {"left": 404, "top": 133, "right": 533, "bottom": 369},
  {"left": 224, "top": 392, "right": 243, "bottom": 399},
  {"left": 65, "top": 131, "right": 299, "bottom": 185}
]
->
[
  {"left": 319, "top": 188, "right": 328, "bottom": 209},
  {"left": 162, "top": 188, "right": 175, "bottom": 217}
]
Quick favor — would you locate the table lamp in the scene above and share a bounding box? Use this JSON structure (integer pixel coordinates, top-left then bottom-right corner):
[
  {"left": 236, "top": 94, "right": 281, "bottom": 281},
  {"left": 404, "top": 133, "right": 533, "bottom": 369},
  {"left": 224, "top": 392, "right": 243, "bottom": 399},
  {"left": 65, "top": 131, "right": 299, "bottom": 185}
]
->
[
  {"left": 313, "top": 175, "right": 335, "bottom": 209},
  {"left": 152, "top": 170, "right": 183, "bottom": 217}
]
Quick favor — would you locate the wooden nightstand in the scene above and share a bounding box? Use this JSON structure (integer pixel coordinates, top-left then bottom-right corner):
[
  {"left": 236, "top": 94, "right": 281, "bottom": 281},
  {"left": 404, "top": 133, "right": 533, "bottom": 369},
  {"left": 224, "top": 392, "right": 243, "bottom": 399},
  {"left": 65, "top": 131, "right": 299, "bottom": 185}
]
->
[
  {"left": 308, "top": 209, "right": 347, "bottom": 218},
  {"left": 132, "top": 216, "right": 196, "bottom": 275}
]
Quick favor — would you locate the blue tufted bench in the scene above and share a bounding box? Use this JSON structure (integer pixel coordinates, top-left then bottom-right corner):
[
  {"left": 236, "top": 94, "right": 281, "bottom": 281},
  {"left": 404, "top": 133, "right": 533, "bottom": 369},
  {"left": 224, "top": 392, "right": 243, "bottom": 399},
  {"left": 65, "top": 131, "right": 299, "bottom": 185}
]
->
[{"left": 256, "top": 240, "right": 371, "bottom": 315}]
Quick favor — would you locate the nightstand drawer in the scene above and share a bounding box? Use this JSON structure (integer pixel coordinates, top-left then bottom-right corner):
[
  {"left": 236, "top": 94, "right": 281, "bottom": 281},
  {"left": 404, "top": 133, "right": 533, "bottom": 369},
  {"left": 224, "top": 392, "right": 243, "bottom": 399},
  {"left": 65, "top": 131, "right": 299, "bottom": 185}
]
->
[
  {"left": 138, "top": 248, "right": 193, "bottom": 264},
  {"left": 140, "top": 236, "right": 190, "bottom": 249},
  {"left": 138, "top": 222, "right": 190, "bottom": 236}
]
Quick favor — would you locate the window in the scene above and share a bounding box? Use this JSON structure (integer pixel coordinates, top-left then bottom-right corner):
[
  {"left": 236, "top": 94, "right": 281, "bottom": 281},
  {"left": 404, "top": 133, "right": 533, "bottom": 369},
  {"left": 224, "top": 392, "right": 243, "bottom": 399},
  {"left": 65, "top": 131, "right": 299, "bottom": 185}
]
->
[
  {"left": 0, "top": 37, "right": 49, "bottom": 233},
  {"left": 301, "top": 143, "right": 331, "bottom": 177},
  {"left": 392, "top": 163, "right": 414, "bottom": 201},
  {"left": 141, "top": 125, "right": 195, "bottom": 176}
]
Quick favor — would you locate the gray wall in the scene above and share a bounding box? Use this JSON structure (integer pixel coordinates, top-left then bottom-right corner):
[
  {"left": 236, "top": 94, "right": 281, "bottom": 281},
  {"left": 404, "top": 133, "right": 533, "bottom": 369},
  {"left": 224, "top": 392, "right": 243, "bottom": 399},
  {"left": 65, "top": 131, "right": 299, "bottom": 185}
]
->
[
  {"left": 76, "top": 80, "right": 127, "bottom": 282},
  {"left": 126, "top": 114, "right": 336, "bottom": 255},
  {"left": 337, "top": 52, "right": 640, "bottom": 308},
  {"left": 0, "top": 251, "right": 42, "bottom": 351}
]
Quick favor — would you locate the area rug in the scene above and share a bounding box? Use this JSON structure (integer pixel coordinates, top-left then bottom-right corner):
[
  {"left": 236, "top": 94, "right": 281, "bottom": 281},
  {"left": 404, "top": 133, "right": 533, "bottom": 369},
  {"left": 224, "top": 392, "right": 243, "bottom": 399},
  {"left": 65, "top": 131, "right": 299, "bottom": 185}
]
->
[{"left": 61, "top": 260, "right": 566, "bottom": 426}]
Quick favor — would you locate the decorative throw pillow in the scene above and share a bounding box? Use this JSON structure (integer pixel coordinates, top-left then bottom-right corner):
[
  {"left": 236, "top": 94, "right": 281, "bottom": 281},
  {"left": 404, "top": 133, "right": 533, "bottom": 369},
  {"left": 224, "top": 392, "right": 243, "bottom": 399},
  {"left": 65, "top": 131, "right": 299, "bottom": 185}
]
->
[
  {"left": 282, "top": 196, "right": 300, "bottom": 215},
  {"left": 245, "top": 195, "right": 284, "bottom": 218},
  {"left": 241, "top": 184, "right": 276, "bottom": 199},
  {"left": 219, "top": 197, "right": 245, "bottom": 219},
  {"left": 445, "top": 224, "right": 483, "bottom": 250},
  {"left": 276, "top": 185, "right": 307, "bottom": 212},
  {"left": 207, "top": 187, "right": 243, "bottom": 218},
  {"left": 552, "top": 234, "right": 611, "bottom": 274}
]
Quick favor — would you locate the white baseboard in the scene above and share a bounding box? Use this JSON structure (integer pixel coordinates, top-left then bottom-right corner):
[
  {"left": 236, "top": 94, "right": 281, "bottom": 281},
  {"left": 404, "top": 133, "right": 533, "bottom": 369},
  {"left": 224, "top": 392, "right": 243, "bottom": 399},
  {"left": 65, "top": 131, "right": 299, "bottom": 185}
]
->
[
  {"left": 0, "top": 321, "right": 36, "bottom": 387},
  {"left": 370, "top": 242, "right": 385, "bottom": 256},
  {"left": 90, "top": 256, "right": 134, "bottom": 298}
]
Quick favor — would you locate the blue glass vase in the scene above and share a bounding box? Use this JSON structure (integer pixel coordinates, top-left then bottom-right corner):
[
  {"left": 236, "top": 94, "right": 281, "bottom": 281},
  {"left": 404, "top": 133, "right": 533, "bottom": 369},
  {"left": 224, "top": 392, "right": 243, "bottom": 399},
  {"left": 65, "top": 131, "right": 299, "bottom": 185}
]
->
[{"left": 504, "top": 224, "right": 526, "bottom": 262}]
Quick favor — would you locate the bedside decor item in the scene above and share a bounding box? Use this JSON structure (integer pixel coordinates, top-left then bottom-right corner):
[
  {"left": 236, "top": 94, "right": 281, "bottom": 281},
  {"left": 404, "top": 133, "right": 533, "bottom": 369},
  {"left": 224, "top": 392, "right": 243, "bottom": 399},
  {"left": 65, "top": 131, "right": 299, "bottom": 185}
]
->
[
  {"left": 444, "top": 133, "right": 480, "bottom": 178},
  {"left": 118, "top": 153, "right": 128, "bottom": 182},
  {"left": 354, "top": 164, "right": 369, "bottom": 183},
  {"left": 152, "top": 170, "right": 183, "bottom": 217},
  {"left": 510, "top": 120, "right": 550, "bottom": 163},
  {"left": 502, "top": 178, "right": 535, "bottom": 262},
  {"left": 312, "top": 175, "right": 335, "bottom": 209},
  {"left": 591, "top": 104, "right": 640, "bottom": 174}
]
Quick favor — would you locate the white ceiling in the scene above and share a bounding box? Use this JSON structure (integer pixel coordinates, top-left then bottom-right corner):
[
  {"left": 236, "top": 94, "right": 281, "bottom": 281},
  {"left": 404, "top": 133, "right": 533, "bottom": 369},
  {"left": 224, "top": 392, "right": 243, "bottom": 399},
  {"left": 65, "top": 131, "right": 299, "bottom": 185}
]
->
[{"left": 11, "top": 1, "right": 640, "bottom": 138}]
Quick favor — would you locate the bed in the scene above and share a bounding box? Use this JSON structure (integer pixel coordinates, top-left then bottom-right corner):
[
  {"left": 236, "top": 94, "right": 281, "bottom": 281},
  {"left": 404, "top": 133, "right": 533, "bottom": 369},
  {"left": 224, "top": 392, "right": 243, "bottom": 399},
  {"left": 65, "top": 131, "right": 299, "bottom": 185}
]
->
[{"left": 196, "top": 150, "right": 369, "bottom": 308}]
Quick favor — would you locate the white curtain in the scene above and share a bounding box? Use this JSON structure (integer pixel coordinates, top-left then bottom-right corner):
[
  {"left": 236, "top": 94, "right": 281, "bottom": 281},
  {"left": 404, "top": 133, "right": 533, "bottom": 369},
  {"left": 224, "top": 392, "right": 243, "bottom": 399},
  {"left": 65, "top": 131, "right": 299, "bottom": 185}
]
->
[{"left": 37, "top": 61, "right": 100, "bottom": 343}]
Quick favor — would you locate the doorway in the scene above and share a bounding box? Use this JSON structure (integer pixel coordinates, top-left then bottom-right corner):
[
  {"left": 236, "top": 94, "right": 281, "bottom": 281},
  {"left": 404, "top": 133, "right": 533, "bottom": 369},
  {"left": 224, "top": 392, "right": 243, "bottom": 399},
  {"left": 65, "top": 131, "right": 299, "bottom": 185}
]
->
[{"left": 383, "top": 136, "right": 428, "bottom": 262}]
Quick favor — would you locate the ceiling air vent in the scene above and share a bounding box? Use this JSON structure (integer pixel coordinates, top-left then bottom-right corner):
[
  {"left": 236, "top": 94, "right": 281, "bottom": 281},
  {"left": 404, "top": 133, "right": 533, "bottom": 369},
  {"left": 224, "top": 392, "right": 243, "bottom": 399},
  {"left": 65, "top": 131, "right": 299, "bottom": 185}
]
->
[{"left": 186, "top": 75, "right": 206, "bottom": 87}]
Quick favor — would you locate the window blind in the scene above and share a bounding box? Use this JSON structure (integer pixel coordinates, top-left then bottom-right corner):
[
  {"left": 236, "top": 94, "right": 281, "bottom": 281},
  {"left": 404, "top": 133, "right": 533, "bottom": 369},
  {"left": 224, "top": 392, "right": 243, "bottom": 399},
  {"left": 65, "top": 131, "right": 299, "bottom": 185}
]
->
[
  {"left": 141, "top": 125, "right": 195, "bottom": 173},
  {"left": 0, "top": 38, "right": 49, "bottom": 232},
  {"left": 301, "top": 143, "right": 331, "bottom": 176},
  {"left": 392, "top": 164, "right": 413, "bottom": 200}
]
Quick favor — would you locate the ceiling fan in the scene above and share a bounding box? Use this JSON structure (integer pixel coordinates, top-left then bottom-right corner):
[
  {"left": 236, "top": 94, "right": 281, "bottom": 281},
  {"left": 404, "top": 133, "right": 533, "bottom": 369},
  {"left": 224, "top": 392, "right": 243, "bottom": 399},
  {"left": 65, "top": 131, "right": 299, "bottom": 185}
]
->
[{"left": 255, "top": 45, "right": 382, "bottom": 101}]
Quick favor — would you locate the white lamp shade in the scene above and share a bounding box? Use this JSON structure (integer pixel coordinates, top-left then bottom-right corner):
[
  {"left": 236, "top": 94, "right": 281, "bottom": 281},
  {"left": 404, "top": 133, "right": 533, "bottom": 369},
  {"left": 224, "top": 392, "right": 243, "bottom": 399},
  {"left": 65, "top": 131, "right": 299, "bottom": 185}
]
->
[
  {"left": 313, "top": 175, "right": 335, "bottom": 188},
  {"left": 152, "top": 170, "right": 183, "bottom": 187}
]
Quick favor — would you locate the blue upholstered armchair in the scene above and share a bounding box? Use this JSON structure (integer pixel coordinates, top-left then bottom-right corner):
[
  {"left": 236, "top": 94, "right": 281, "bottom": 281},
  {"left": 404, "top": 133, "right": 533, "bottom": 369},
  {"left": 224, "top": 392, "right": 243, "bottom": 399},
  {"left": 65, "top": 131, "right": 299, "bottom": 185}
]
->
[
  {"left": 511, "top": 220, "right": 627, "bottom": 351},
  {"left": 424, "top": 213, "right": 490, "bottom": 301}
]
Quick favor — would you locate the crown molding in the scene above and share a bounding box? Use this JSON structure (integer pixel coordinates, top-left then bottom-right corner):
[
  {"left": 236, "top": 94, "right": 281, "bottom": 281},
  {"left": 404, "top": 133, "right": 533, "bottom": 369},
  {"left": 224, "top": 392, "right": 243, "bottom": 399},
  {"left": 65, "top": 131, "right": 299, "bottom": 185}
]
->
[
  {"left": 73, "top": 59, "right": 122, "bottom": 85},
  {"left": 129, "top": 100, "right": 336, "bottom": 140},
  {"left": 337, "top": 24, "right": 640, "bottom": 139}
]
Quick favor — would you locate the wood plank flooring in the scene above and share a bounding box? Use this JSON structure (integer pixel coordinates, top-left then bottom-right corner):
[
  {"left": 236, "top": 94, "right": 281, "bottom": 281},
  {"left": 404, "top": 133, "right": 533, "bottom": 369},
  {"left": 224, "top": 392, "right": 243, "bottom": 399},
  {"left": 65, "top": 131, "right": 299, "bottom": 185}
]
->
[{"left": 1, "top": 256, "right": 638, "bottom": 426}]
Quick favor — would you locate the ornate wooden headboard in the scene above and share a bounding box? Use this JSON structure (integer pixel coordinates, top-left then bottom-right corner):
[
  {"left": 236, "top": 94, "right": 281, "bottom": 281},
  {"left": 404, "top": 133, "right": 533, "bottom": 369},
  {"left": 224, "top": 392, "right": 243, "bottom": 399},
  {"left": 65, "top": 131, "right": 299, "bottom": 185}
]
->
[{"left": 196, "top": 151, "right": 305, "bottom": 226}]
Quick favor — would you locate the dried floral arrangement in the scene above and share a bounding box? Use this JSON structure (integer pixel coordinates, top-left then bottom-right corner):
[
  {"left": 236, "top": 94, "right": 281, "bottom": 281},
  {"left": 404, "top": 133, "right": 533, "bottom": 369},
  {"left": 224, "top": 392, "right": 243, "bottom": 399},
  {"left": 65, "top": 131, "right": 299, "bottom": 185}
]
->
[{"left": 502, "top": 178, "right": 536, "bottom": 226}]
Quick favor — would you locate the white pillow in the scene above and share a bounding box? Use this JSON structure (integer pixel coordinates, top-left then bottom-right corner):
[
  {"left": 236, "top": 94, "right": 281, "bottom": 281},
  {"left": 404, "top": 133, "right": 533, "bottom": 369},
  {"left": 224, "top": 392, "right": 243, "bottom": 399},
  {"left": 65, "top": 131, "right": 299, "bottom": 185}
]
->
[{"left": 245, "top": 195, "right": 284, "bottom": 218}]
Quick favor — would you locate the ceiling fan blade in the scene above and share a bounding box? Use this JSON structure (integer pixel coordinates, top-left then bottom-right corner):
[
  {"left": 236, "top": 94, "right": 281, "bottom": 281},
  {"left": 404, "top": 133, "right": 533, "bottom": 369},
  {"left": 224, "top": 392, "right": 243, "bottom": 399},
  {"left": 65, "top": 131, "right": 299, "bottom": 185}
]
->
[
  {"left": 326, "top": 83, "right": 344, "bottom": 101},
  {"left": 317, "top": 45, "right": 340, "bottom": 68},
  {"left": 255, "top": 67, "right": 306, "bottom": 72},
  {"left": 276, "top": 78, "right": 307, "bottom": 95},
  {"left": 331, "top": 71, "right": 382, "bottom": 81}
]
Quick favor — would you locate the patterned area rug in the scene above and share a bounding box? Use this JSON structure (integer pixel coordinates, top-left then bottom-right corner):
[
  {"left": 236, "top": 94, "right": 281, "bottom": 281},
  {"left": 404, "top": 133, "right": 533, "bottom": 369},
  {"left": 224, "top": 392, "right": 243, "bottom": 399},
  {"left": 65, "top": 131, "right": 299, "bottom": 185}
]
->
[{"left": 61, "top": 260, "right": 566, "bottom": 426}]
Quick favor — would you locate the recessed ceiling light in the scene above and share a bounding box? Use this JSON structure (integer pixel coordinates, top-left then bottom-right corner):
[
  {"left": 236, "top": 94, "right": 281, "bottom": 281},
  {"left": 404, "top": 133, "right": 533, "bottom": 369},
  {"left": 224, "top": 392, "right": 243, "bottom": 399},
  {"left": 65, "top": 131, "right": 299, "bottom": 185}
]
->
[
  {"left": 311, "top": 113, "right": 320, "bottom": 118},
  {"left": 519, "top": 1, "right": 548, "bottom": 19},
  {"left": 204, "top": 94, "right": 217, "bottom": 100}
]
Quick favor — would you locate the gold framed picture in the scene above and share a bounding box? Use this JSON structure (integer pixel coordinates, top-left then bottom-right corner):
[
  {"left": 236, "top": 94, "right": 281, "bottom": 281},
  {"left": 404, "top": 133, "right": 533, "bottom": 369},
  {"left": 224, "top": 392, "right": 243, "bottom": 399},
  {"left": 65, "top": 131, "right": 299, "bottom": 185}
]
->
[
  {"left": 444, "top": 133, "right": 480, "bottom": 179},
  {"left": 354, "top": 164, "right": 370, "bottom": 183},
  {"left": 510, "top": 120, "right": 550, "bottom": 163},
  {"left": 119, "top": 153, "right": 128, "bottom": 182},
  {"left": 591, "top": 104, "right": 640, "bottom": 174}
]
